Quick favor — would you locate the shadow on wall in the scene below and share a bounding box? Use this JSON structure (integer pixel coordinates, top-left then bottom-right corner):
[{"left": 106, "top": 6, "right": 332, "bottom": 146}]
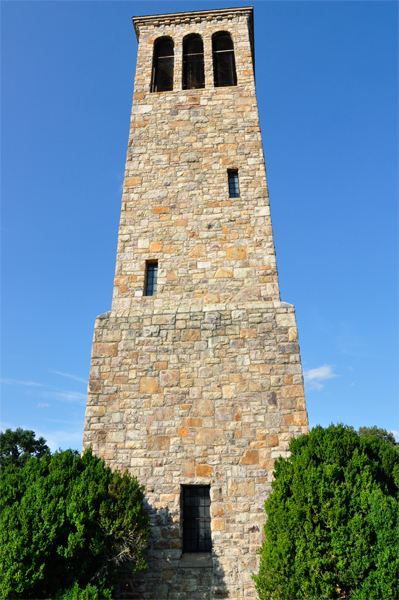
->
[{"left": 117, "top": 504, "right": 229, "bottom": 600}]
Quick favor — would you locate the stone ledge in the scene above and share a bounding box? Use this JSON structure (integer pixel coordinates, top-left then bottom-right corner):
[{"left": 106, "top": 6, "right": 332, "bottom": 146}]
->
[
  {"left": 96, "top": 311, "right": 111, "bottom": 320},
  {"left": 108, "top": 298, "right": 296, "bottom": 318}
]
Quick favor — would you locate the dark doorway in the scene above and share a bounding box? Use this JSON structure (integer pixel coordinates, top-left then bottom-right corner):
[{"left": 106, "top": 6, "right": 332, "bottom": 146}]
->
[{"left": 182, "top": 486, "right": 212, "bottom": 552}]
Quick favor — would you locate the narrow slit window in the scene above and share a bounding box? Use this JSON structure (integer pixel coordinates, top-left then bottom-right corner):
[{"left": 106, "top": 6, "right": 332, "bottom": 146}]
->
[
  {"left": 212, "top": 32, "right": 237, "bottom": 88},
  {"left": 183, "top": 486, "right": 211, "bottom": 553},
  {"left": 228, "top": 170, "right": 240, "bottom": 198},
  {"left": 183, "top": 34, "right": 205, "bottom": 90},
  {"left": 151, "top": 38, "right": 174, "bottom": 93},
  {"left": 145, "top": 262, "right": 158, "bottom": 296}
]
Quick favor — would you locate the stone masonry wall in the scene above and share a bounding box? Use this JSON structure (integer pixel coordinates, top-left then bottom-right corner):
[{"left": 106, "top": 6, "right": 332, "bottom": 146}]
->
[
  {"left": 112, "top": 8, "right": 278, "bottom": 312},
  {"left": 83, "top": 7, "right": 309, "bottom": 600},
  {"left": 84, "top": 299, "right": 307, "bottom": 599}
]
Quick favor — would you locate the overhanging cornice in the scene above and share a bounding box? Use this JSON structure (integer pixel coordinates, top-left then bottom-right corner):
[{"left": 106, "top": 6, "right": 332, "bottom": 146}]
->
[{"left": 132, "top": 6, "right": 254, "bottom": 43}]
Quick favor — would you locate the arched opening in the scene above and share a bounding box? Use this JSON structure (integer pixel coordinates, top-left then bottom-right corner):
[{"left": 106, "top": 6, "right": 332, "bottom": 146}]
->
[
  {"left": 151, "top": 37, "right": 174, "bottom": 93},
  {"left": 182, "top": 34, "right": 205, "bottom": 90},
  {"left": 212, "top": 32, "right": 237, "bottom": 88}
]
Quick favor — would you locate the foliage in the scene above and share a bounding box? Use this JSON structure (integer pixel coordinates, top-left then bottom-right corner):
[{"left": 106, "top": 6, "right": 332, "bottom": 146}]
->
[
  {"left": 0, "top": 427, "right": 50, "bottom": 469},
  {"left": 53, "top": 580, "right": 113, "bottom": 599},
  {"left": 357, "top": 425, "right": 398, "bottom": 449},
  {"left": 0, "top": 447, "right": 150, "bottom": 599},
  {"left": 253, "top": 424, "right": 399, "bottom": 600}
]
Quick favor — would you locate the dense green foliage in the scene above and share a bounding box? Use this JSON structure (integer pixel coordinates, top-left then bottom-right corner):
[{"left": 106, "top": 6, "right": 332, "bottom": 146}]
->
[
  {"left": 0, "top": 447, "right": 150, "bottom": 599},
  {"left": 53, "top": 580, "right": 113, "bottom": 599},
  {"left": 0, "top": 428, "right": 50, "bottom": 468},
  {"left": 254, "top": 424, "right": 398, "bottom": 600}
]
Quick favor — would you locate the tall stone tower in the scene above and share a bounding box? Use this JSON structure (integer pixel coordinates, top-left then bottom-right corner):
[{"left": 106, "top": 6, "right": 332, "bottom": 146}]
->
[{"left": 83, "top": 6, "right": 308, "bottom": 599}]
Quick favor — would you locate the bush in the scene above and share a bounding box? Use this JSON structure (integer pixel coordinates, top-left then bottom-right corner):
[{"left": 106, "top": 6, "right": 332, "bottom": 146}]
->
[
  {"left": 0, "top": 448, "right": 150, "bottom": 599},
  {"left": 54, "top": 580, "right": 113, "bottom": 599},
  {"left": 253, "top": 424, "right": 399, "bottom": 600}
]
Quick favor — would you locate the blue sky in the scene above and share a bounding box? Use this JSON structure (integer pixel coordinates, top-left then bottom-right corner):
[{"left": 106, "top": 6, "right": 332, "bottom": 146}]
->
[{"left": 2, "top": 1, "right": 397, "bottom": 451}]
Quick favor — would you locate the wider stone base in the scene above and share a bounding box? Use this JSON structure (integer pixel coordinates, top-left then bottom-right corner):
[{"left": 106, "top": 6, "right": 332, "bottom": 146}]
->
[{"left": 83, "top": 298, "right": 308, "bottom": 599}]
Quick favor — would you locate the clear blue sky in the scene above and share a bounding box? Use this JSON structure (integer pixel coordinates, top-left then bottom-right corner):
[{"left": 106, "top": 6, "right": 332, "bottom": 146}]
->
[{"left": 2, "top": 1, "right": 397, "bottom": 451}]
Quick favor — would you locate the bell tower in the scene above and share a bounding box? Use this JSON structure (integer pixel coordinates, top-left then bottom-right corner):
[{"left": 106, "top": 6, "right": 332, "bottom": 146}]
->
[{"left": 83, "top": 7, "right": 308, "bottom": 599}]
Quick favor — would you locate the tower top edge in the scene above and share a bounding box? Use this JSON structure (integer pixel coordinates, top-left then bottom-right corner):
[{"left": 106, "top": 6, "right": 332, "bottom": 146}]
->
[{"left": 132, "top": 6, "right": 253, "bottom": 40}]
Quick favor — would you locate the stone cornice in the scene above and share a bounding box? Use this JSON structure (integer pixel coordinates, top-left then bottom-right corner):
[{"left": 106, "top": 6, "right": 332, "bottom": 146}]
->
[{"left": 132, "top": 6, "right": 253, "bottom": 41}]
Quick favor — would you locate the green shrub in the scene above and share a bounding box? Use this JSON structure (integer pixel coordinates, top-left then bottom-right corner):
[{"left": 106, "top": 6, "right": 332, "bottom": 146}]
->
[
  {"left": 0, "top": 448, "right": 150, "bottom": 599},
  {"left": 253, "top": 424, "right": 398, "bottom": 600},
  {"left": 54, "top": 580, "right": 113, "bottom": 599}
]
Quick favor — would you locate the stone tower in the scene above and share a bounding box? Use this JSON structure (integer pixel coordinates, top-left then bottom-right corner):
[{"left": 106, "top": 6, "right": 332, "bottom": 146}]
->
[{"left": 83, "top": 6, "right": 308, "bottom": 599}]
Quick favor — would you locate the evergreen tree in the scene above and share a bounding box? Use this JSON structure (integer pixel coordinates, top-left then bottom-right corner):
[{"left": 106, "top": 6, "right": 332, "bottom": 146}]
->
[
  {"left": 357, "top": 425, "right": 398, "bottom": 449},
  {"left": 253, "top": 424, "right": 398, "bottom": 600},
  {"left": 0, "top": 428, "right": 49, "bottom": 468},
  {"left": 0, "top": 447, "right": 150, "bottom": 599}
]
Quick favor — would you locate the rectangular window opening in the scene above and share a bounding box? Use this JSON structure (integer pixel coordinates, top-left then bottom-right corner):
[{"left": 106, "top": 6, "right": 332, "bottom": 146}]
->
[
  {"left": 145, "top": 261, "right": 158, "bottom": 296},
  {"left": 228, "top": 170, "right": 240, "bottom": 198},
  {"left": 182, "top": 486, "right": 211, "bottom": 553}
]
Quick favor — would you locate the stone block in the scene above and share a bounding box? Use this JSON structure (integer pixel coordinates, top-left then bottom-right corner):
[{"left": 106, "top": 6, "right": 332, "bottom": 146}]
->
[
  {"left": 125, "top": 177, "right": 142, "bottom": 186},
  {"left": 234, "top": 268, "right": 255, "bottom": 279},
  {"left": 211, "top": 503, "right": 225, "bottom": 517},
  {"left": 221, "top": 386, "right": 234, "bottom": 400},
  {"left": 226, "top": 247, "right": 246, "bottom": 260},
  {"left": 198, "top": 366, "right": 213, "bottom": 378},
  {"left": 254, "top": 206, "right": 270, "bottom": 216},
  {"left": 181, "top": 329, "right": 201, "bottom": 342},
  {"left": 267, "top": 434, "right": 279, "bottom": 447},
  {"left": 150, "top": 241, "right": 163, "bottom": 252},
  {"left": 86, "top": 405, "right": 106, "bottom": 417},
  {"left": 293, "top": 411, "right": 308, "bottom": 426},
  {"left": 92, "top": 343, "right": 118, "bottom": 357},
  {"left": 181, "top": 459, "right": 195, "bottom": 477},
  {"left": 260, "top": 459, "right": 276, "bottom": 470},
  {"left": 106, "top": 431, "right": 125, "bottom": 443},
  {"left": 183, "top": 417, "right": 202, "bottom": 427},
  {"left": 239, "top": 450, "right": 259, "bottom": 465},
  {"left": 232, "top": 286, "right": 262, "bottom": 302},
  {"left": 216, "top": 407, "right": 234, "bottom": 421},
  {"left": 240, "top": 328, "right": 257, "bottom": 339},
  {"left": 196, "top": 464, "right": 213, "bottom": 477},
  {"left": 215, "top": 268, "right": 233, "bottom": 278},
  {"left": 278, "top": 343, "right": 300, "bottom": 354},
  {"left": 160, "top": 370, "right": 180, "bottom": 387},
  {"left": 153, "top": 206, "right": 170, "bottom": 214},
  {"left": 88, "top": 381, "right": 102, "bottom": 393},
  {"left": 140, "top": 377, "right": 159, "bottom": 394},
  {"left": 229, "top": 479, "right": 255, "bottom": 497},
  {"left": 160, "top": 494, "right": 176, "bottom": 503},
  {"left": 154, "top": 361, "right": 168, "bottom": 370},
  {"left": 189, "top": 244, "right": 206, "bottom": 258},
  {"left": 148, "top": 436, "right": 170, "bottom": 451},
  {"left": 191, "top": 399, "right": 214, "bottom": 416},
  {"left": 154, "top": 407, "right": 173, "bottom": 420},
  {"left": 138, "top": 238, "right": 150, "bottom": 249},
  {"left": 195, "top": 429, "right": 226, "bottom": 446},
  {"left": 282, "top": 385, "right": 305, "bottom": 398}
]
